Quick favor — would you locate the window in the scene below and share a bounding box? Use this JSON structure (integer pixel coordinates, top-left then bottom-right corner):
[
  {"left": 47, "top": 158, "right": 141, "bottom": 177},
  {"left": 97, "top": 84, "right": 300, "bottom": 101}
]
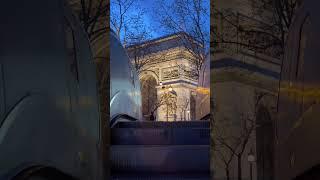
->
[{"left": 65, "top": 19, "right": 79, "bottom": 84}]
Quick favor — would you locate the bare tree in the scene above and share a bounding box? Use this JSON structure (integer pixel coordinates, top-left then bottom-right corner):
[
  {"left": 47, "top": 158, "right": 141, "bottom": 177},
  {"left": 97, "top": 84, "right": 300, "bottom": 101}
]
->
[
  {"left": 127, "top": 41, "right": 162, "bottom": 75},
  {"left": 213, "top": 114, "right": 255, "bottom": 180},
  {"left": 142, "top": 91, "right": 177, "bottom": 121},
  {"left": 212, "top": 0, "right": 301, "bottom": 58},
  {"left": 179, "top": 98, "right": 189, "bottom": 121},
  {"left": 212, "top": 92, "right": 270, "bottom": 180},
  {"left": 110, "top": 0, "right": 133, "bottom": 38},
  {"left": 160, "top": 91, "right": 178, "bottom": 121},
  {"left": 110, "top": 0, "right": 150, "bottom": 47},
  {"left": 68, "top": 0, "right": 108, "bottom": 43},
  {"left": 250, "top": 0, "right": 301, "bottom": 43},
  {"left": 213, "top": 132, "right": 235, "bottom": 180},
  {"left": 110, "top": 0, "right": 157, "bottom": 76},
  {"left": 154, "top": 0, "right": 210, "bottom": 80}
]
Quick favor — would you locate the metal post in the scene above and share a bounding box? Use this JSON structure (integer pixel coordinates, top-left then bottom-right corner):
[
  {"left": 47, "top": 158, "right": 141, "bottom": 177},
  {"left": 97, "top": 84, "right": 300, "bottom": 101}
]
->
[
  {"left": 248, "top": 148, "right": 255, "bottom": 180},
  {"left": 167, "top": 102, "right": 169, "bottom": 122},
  {"left": 250, "top": 163, "right": 253, "bottom": 180}
]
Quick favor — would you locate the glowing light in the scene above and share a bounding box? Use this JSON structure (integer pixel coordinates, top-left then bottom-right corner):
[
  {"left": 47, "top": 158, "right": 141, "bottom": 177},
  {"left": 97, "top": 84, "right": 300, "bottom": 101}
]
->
[{"left": 196, "top": 87, "right": 210, "bottom": 94}]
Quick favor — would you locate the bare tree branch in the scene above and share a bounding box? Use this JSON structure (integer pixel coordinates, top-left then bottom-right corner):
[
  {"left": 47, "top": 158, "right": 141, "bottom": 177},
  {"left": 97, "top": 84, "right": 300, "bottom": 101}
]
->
[{"left": 154, "top": 0, "right": 209, "bottom": 80}]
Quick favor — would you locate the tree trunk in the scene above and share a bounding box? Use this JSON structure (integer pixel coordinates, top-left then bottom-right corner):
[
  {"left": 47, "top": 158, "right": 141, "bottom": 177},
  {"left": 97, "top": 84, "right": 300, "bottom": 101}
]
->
[
  {"left": 226, "top": 167, "right": 230, "bottom": 180},
  {"left": 238, "top": 155, "right": 242, "bottom": 180}
]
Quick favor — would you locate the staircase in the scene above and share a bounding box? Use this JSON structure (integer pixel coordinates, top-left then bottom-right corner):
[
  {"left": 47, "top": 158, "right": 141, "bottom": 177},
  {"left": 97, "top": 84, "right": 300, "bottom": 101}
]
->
[{"left": 110, "top": 121, "right": 210, "bottom": 179}]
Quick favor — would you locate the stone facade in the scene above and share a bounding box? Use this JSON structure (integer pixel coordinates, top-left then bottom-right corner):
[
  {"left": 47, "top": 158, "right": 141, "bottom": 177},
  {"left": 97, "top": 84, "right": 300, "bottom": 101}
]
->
[
  {"left": 212, "top": 50, "right": 280, "bottom": 180},
  {"left": 212, "top": 0, "right": 281, "bottom": 179},
  {"left": 127, "top": 33, "right": 201, "bottom": 121}
]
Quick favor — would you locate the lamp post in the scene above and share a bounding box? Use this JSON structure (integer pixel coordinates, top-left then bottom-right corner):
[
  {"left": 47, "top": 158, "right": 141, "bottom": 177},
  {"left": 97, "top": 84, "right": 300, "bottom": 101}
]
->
[
  {"left": 167, "top": 108, "right": 169, "bottom": 121},
  {"left": 187, "top": 110, "right": 190, "bottom": 121},
  {"left": 247, "top": 148, "right": 255, "bottom": 180},
  {"left": 190, "top": 91, "right": 197, "bottom": 121}
]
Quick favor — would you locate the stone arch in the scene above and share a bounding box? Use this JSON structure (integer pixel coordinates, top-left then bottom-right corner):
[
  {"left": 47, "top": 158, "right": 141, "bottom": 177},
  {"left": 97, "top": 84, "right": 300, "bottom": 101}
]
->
[
  {"left": 139, "top": 70, "right": 160, "bottom": 85},
  {"left": 255, "top": 104, "right": 274, "bottom": 180}
]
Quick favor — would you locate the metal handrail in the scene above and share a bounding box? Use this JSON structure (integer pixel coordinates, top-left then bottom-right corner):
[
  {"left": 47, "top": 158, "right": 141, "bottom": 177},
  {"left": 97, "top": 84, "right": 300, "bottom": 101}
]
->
[
  {"left": 200, "top": 113, "right": 210, "bottom": 121},
  {"left": 110, "top": 114, "right": 138, "bottom": 128}
]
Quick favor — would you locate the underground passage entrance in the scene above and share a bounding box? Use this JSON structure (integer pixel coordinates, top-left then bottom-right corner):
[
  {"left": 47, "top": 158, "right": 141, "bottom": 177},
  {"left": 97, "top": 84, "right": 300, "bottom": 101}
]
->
[{"left": 110, "top": 120, "right": 210, "bottom": 179}]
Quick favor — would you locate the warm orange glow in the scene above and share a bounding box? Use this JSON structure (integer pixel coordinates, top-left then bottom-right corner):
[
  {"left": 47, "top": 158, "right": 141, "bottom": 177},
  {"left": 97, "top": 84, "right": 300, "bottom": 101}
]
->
[
  {"left": 196, "top": 87, "right": 210, "bottom": 95},
  {"left": 280, "top": 82, "right": 320, "bottom": 102}
]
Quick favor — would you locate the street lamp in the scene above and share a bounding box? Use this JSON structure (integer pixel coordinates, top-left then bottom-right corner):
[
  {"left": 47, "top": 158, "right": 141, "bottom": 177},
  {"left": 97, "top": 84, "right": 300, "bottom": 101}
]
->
[
  {"left": 187, "top": 110, "right": 190, "bottom": 121},
  {"left": 247, "top": 148, "right": 255, "bottom": 180}
]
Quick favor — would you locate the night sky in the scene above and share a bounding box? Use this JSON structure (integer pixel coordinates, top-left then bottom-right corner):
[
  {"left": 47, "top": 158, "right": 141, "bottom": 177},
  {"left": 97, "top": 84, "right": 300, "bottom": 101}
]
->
[
  {"left": 111, "top": 0, "right": 210, "bottom": 42},
  {"left": 140, "top": 0, "right": 210, "bottom": 38}
]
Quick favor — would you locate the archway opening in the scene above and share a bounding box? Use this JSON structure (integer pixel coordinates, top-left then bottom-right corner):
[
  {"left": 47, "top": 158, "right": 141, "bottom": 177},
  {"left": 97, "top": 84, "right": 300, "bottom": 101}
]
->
[
  {"left": 256, "top": 106, "right": 274, "bottom": 180},
  {"left": 140, "top": 75, "right": 158, "bottom": 121}
]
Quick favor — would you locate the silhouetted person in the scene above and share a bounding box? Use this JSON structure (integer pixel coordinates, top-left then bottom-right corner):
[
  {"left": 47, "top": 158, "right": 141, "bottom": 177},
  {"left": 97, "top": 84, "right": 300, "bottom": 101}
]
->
[{"left": 150, "top": 112, "right": 155, "bottom": 121}]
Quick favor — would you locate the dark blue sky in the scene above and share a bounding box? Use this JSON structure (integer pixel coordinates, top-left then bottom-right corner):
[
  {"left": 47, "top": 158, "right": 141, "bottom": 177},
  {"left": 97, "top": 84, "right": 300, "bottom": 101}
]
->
[
  {"left": 137, "top": 0, "right": 160, "bottom": 37},
  {"left": 137, "top": 0, "right": 210, "bottom": 39},
  {"left": 111, "top": 0, "right": 210, "bottom": 42}
]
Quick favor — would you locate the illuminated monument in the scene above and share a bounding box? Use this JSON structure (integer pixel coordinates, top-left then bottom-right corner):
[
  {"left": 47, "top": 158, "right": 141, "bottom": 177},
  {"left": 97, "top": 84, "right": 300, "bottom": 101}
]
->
[{"left": 127, "top": 32, "right": 202, "bottom": 121}]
